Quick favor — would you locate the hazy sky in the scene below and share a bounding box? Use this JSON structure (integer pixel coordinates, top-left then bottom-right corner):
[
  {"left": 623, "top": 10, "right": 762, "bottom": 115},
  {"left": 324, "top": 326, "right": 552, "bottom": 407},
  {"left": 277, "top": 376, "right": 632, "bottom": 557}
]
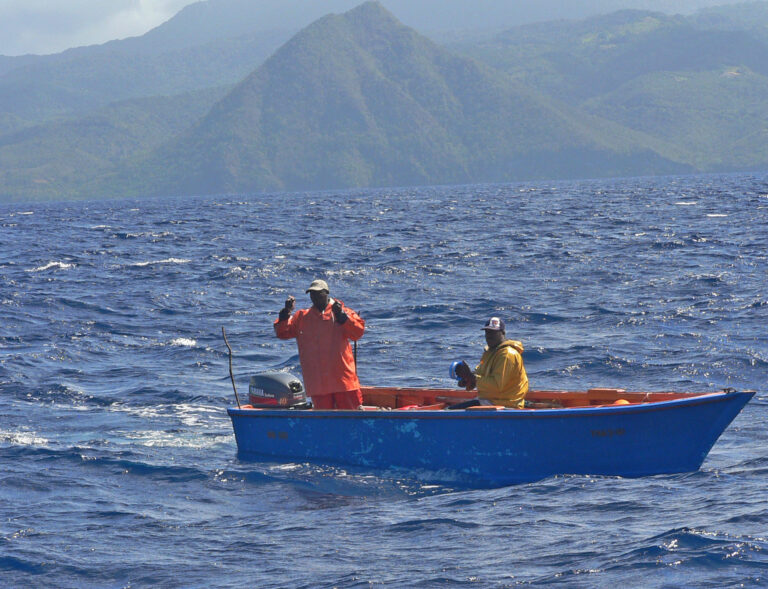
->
[{"left": 0, "top": 0, "right": 198, "bottom": 56}]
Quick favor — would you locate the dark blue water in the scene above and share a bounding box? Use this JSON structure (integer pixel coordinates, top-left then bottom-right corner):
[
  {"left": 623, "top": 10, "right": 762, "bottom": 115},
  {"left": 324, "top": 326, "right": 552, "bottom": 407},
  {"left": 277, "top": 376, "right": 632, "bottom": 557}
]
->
[{"left": 1, "top": 174, "right": 766, "bottom": 587}]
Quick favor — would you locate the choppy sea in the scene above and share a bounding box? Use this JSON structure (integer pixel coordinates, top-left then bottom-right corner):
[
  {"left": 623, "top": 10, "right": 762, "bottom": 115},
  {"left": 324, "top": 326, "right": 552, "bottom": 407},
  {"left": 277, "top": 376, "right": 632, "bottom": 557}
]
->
[{"left": 1, "top": 173, "right": 767, "bottom": 587}]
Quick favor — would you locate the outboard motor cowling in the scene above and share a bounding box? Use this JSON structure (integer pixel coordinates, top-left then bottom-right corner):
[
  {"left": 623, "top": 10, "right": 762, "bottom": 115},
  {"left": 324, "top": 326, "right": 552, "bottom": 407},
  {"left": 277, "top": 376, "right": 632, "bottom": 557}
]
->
[{"left": 249, "top": 371, "right": 311, "bottom": 409}]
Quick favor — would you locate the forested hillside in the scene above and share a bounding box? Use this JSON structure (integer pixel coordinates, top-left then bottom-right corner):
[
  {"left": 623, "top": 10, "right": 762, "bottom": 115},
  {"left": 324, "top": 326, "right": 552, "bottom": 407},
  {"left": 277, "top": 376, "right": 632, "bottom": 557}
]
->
[{"left": 1, "top": 0, "right": 766, "bottom": 201}]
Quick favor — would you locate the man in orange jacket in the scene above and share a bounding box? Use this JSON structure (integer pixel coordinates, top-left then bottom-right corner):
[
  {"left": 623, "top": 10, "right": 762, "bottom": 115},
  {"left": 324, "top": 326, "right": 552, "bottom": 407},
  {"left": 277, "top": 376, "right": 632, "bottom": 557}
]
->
[{"left": 274, "top": 279, "right": 365, "bottom": 409}]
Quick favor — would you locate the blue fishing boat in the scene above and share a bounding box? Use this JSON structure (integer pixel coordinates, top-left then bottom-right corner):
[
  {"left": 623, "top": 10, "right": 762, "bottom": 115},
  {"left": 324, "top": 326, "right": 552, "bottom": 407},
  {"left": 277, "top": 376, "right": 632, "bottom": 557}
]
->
[{"left": 227, "top": 372, "right": 754, "bottom": 487}]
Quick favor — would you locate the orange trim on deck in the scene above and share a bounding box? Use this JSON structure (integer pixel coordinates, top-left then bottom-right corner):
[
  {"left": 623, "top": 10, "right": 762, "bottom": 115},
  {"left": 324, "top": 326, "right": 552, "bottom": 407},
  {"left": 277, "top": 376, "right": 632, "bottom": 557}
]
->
[{"left": 360, "top": 386, "right": 717, "bottom": 410}]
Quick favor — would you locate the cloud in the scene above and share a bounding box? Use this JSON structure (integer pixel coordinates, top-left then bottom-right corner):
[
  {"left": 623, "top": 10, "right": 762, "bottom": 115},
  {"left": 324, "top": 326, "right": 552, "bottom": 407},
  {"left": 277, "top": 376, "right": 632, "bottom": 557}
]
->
[{"left": 0, "top": 0, "right": 197, "bottom": 56}]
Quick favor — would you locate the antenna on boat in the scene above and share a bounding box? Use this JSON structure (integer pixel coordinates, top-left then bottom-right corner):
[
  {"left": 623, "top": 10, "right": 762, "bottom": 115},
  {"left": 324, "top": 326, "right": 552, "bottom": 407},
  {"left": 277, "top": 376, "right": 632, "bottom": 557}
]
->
[{"left": 221, "top": 327, "right": 241, "bottom": 408}]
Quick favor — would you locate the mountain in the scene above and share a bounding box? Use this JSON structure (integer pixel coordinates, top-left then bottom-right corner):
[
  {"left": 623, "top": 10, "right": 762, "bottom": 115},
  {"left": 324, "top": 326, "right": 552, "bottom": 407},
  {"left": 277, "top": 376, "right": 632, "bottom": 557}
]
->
[
  {"left": 584, "top": 67, "right": 768, "bottom": 171},
  {"left": 453, "top": 8, "right": 768, "bottom": 171},
  {"left": 143, "top": 0, "right": 757, "bottom": 40},
  {"left": 0, "top": 31, "right": 289, "bottom": 136},
  {"left": 692, "top": 1, "right": 768, "bottom": 34},
  {"left": 455, "top": 9, "right": 768, "bottom": 98},
  {"left": 3, "top": 1, "right": 768, "bottom": 202},
  {"left": 0, "top": 87, "right": 228, "bottom": 202},
  {"left": 95, "top": 2, "right": 685, "bottom": 199},
  {"left": 1, "top": 0, "right": 759, "bottom": 131},
  {"left": 1, "top": 0, "right": 755, "bottom": 58}
]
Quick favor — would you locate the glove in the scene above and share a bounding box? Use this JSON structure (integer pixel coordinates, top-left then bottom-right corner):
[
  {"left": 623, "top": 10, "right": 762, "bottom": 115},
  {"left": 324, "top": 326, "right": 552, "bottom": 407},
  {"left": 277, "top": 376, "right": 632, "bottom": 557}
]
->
[
  {"left": 332, "top": 300, "right": 348, "bottom": 324},
  {"left": 454, "top": 361, "right": 471, "bottom": 381},
  {"left": 279, "top": 295, "right": 295, "bottom": 321}
]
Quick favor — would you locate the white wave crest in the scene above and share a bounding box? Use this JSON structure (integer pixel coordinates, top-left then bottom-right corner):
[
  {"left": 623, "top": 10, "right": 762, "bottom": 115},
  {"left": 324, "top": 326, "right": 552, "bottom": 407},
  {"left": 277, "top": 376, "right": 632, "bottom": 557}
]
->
[
  {"left": 27, "top": 261, "right": 75, "bottom": 272},
  {"left": 1, "top": 430, "right": 49, "bottom": 446},
  {"left": 170, "top": 338, "right": 196, "bottom": 347},
  {"left": 107, "top": 403, "right": 222, "bottom": 428},
  {"left": 126, "top": 258, "right": 191, "bottom": 267},
  {"left": 175, "top": 404, "right": 223, "bottom": 427},
  {"left": 125, "top": 430, "right": 231, "bottom": 449}
]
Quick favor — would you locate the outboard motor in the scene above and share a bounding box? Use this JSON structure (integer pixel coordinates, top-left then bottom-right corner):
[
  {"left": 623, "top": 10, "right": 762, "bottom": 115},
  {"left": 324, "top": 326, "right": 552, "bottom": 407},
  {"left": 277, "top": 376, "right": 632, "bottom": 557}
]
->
[{"left": 248, "top": 371, "right": 311, "bottom": 409}]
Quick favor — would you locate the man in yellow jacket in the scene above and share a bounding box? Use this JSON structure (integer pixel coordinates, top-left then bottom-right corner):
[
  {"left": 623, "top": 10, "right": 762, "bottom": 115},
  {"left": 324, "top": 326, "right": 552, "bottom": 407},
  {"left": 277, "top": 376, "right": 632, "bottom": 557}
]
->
[{"left": 454, "top": 316, "right": 529, "bottom": 409}]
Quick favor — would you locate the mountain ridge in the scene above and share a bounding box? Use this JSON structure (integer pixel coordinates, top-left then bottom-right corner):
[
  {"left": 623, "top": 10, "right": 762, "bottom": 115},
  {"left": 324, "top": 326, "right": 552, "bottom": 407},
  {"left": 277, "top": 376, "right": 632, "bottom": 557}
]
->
[
  {"left": 92, "top": 1, "right": 689, "bottom": 199},
  {"left": 3, "top": 1, "right": 768, "bottom": 201}
]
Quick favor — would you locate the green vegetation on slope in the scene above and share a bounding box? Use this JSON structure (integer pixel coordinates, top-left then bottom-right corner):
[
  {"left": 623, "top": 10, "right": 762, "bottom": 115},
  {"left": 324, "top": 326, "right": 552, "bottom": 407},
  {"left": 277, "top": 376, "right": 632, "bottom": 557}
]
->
[
  {"left": 3, "top": 1, "right": 768, "bottom": 201},
  {"left": 99, "top": 2, "right": 687, "bottom": 199}
]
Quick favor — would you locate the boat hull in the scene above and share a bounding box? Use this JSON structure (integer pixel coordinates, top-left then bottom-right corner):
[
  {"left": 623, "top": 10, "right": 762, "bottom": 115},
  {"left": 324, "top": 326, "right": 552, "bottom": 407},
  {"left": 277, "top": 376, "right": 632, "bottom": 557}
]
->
[{"left": 227, "top": 391, "right": 753, "bottom": 486}]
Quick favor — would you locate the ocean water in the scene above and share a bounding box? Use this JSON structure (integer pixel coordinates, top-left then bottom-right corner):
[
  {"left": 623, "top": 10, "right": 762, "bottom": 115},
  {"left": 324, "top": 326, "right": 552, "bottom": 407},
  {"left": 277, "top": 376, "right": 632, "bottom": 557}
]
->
[{"left": 1, "top": 173, "right": 766, "bottom": 587}]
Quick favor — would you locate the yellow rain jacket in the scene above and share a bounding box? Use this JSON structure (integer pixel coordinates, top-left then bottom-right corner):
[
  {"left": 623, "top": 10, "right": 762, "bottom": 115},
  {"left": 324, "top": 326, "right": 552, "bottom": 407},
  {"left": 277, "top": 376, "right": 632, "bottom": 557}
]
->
[{"left": 475, "top": 340, "right": 528, "bottom": 408}]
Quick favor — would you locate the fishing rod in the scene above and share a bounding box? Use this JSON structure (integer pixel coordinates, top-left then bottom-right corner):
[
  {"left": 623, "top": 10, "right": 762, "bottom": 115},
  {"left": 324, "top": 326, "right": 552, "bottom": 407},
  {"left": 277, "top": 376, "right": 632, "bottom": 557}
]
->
[{"left": 221, "top": 326, "right": 241, "bottom": 409}]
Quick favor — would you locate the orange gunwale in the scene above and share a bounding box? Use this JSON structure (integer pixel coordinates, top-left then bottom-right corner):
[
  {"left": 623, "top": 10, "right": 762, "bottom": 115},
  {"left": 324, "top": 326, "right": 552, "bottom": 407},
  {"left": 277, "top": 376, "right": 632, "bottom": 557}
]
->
[{"left": 359, "top": 386, "right": 717, "bottom": 410}]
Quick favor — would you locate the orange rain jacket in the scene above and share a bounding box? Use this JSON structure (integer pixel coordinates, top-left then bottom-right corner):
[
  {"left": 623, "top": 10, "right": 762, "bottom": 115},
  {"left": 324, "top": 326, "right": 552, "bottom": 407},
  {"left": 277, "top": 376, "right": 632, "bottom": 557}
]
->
[
  {"left": 474, "top": 340, "right": 529, "bottom": 408},
  {"left": 274, "top": 299, "right": 365, "bottom": 398}
]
